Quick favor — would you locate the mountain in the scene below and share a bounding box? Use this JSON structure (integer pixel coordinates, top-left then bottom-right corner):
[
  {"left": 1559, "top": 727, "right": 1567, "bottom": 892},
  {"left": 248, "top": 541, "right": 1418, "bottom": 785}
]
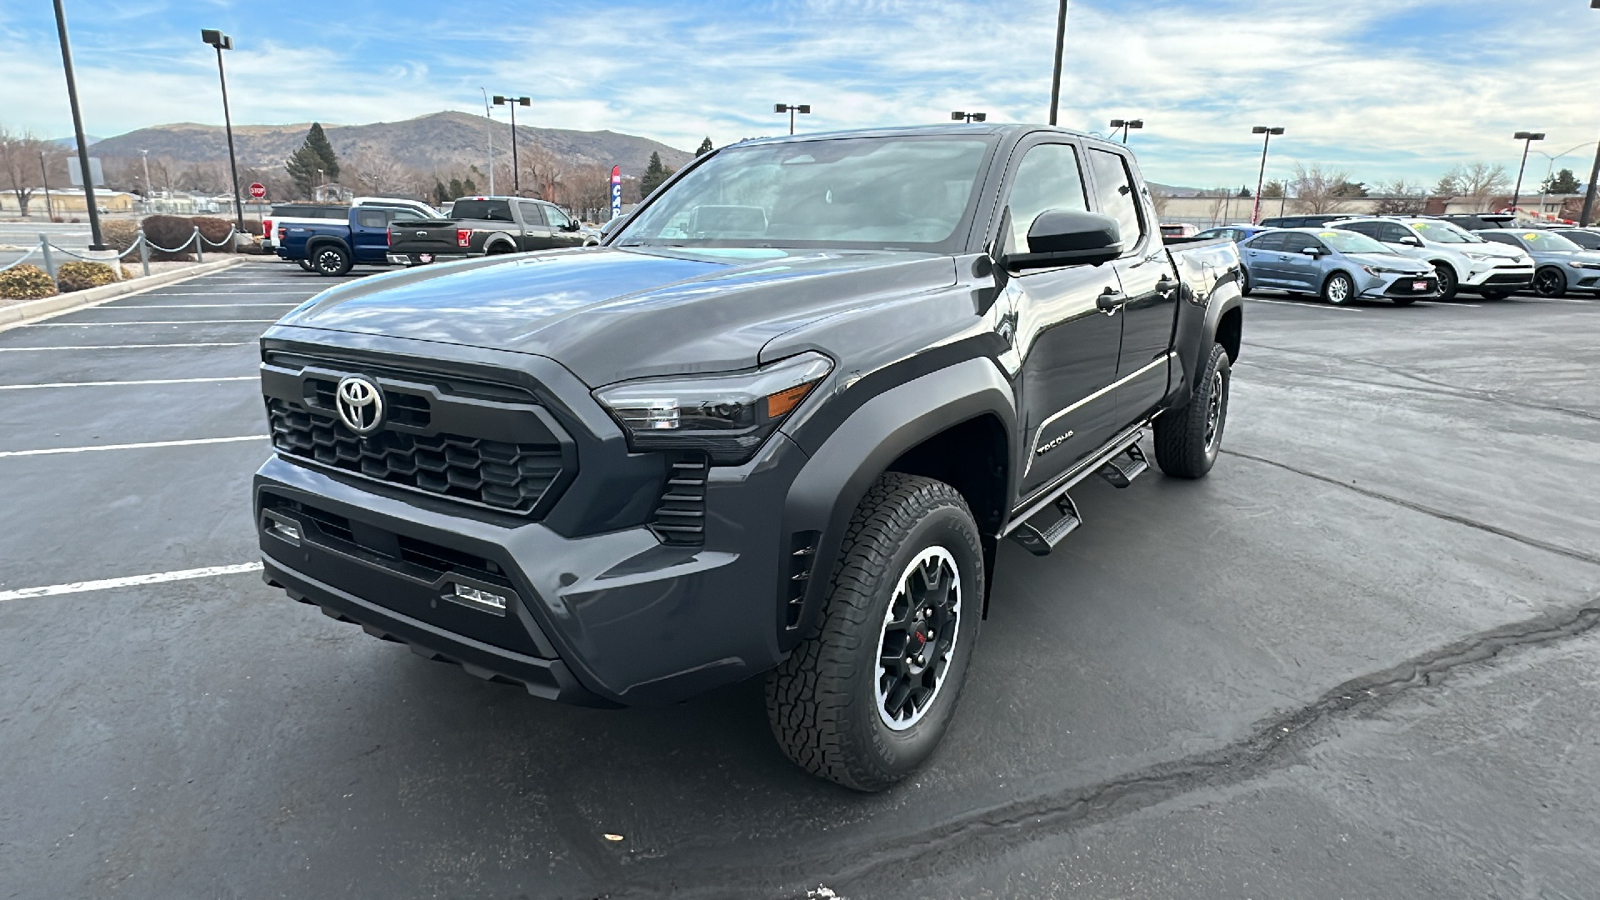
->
[
  {"left": 88, "top": 111, "right": 693, "bottom": 177},
  {"left": 52, "top": 135, "right": 101, "bottom": 149}
]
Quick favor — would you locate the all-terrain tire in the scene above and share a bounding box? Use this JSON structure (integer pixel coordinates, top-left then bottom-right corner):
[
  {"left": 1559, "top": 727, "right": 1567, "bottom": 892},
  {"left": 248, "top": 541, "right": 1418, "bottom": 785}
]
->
[
  {"left": 297, "top": 259, "right": 315, "bottom": 272},
  {"left": 313, "top": 244, "right": 351, "bottom": 276},
  {"left": 1153, "top": 342, "right": 1231, "bottom": 479},
  {"left": 765, "top": 473, "right": 984, "bottom": 792}
]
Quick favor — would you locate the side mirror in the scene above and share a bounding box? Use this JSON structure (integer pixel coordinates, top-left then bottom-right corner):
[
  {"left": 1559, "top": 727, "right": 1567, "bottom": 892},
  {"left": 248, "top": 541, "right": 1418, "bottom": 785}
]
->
[
  {"left": 600, "top": 217, "right": 622, "bottom": 240},
  {"left": 1398, "top": 235, "right": 1423, "bottom": 247},
  {"left": 1004, "top": 209, "right": 1123, "bottom": 270},
  {"left": 562, "top": 220, "right": 580, "bottom": 232},
  {"left": 1302, "top": 246, "right": 1322, "bottom": 257}
]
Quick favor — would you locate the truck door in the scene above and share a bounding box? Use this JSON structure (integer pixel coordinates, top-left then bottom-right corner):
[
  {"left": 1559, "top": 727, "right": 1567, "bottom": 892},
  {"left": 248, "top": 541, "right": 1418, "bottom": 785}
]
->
[
  {"left": 515, "top": 200, "right": 559, "bottom": 250},
  {"left": 540, "top": 203, "right": 587, "bottom": 249},
  {"left": 350, "top": 209, "right": 392, "bottom": 262},
  {"left": 1085, "top": 147, "right": 1178, "bottom": 423},
  {"left": 1001, "top": 138, "right": 1125, "bottom": 500}
]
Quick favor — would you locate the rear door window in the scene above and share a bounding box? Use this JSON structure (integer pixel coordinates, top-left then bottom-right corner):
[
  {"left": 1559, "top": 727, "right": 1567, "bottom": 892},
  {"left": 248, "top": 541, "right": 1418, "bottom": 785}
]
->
[
  {"left": 1278, "top": 233, "right": 1316, "bottom": 254},
  {"left": 1086, "top": 148, "right": 1147, "bottom": 255},
  {"left": 355, "top": 210, "right": 386, "bottom": 228}
]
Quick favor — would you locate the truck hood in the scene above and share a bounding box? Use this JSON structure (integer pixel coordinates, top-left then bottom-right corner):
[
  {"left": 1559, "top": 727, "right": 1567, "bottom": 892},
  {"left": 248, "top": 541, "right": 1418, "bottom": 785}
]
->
[{"left": 276, "top": 247, "right": 956, "bottom": 386}]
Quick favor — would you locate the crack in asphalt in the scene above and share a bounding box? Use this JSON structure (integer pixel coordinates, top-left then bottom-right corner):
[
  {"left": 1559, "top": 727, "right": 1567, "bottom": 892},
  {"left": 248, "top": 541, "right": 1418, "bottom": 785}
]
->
[
  {"left": 1240, "top": 340, "right": 1600, "bottom": 423},
  {"left": 718, "top": 599, "right": 1600, "bottom": 900},
  {"left": 1221, "top": 448, "right": 1600, "bottom": 568}
]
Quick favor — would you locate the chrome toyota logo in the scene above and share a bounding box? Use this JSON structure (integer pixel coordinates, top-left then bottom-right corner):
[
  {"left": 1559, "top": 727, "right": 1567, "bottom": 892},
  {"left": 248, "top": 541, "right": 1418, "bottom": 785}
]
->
[{"left": 335, "top": 375, "right": 384, "bottom": 435}]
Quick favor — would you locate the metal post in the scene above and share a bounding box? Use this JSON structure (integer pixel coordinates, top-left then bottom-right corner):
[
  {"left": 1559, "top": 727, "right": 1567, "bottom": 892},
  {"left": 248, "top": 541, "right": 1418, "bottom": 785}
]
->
[
  {"left": 138, "top": 229, "right": 150, "bottom": 278},
  {"left": 1582, "top": 138, "right": 1600, "bottom": 226},
  {"left": 39, "top": 152, "right": 54, "bottom": 220},
  {"left": 194, "top": 227, "right": 204, "bottom": 264},
  {"left": 509, "top": 101, "right": 520, "bottom": 195},
  {"left": 39, "top": 235, "right": 56, "bottom": 284},
  {"left": 480, "top": 88, "right": 495, "bottom": 197},
  {"left": 213, "top": 45, "right": 246, "bottom": 237},
  {"left": 1048, "top": 0, "right": 1069, "bottom": 125},
  {"left": 140, "top": 149, "right": 151, "bottom": 207},
  {"left": 52, "top": 0, "right": 105, "bottom": 249},
  {"left": 789, "top": 106, "right": 796, "bottom": 135},
  {"left": 1511, "top": 139, "right": 1533, "bottom": 213},
  {"left": 1251, "top": 132, "right": 1272, "bottom": 225}
]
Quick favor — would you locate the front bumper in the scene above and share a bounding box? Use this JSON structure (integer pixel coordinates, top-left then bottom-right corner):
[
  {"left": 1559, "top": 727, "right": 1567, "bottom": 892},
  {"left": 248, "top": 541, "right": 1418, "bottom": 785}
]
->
[
  {"left": 386, "top": 252, "right": 467, "bottom": 266},
  {"left": 1359, "top": 271, "right": 1438, "bottom": 299},
  {"left": 1460, "top": 264, "right": 1533, "bottom": 289},
  {"left": 254, "top": 427, "right": 809, "bottom": 707}
]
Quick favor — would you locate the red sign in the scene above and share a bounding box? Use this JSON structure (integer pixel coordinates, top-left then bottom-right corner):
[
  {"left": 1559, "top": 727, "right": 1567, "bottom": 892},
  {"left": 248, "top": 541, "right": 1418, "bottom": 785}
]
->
[{"left": 248, "top": 182, "right": 266, "bottom": 199}]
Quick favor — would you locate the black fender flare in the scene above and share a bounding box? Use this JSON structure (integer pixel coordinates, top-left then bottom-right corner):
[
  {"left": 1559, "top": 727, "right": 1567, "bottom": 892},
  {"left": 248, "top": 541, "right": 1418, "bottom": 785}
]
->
[
  {"left": 777, "top": 358, "right": 1016, "bottom": 647},
  {"left": 304, "top": 236, "right": 351, "bottom": 259},
  {"left": 1178, "top": 282, "right": 1243, "bottom": 405},
  {"left": 482, "top": 233, "right": 518, "bottom": 254}
]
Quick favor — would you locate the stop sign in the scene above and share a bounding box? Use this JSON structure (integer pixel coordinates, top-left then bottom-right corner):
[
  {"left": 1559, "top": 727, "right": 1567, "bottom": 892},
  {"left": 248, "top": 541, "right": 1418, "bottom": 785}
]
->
[{"left": 248, "top": 182, "right": 266, "bottom": 199}]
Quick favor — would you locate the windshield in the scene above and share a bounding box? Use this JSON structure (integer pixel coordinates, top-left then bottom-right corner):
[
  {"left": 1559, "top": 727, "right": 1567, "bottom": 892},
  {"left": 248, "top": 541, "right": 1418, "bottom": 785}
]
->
[
  {"left": 1316, "top": 230, "right": 1390, "bottom": 254},
  {"left": 1409, "top": 220, "right": 1480, "bottom": 243},
  {"left": 616, "top": 136, "right": 993, "bottom": 251},
  {"left": 452, "top": 200, "right": 514, "bottom": 222},
  {"left": 1517, "top": 231, "right": 1583, "bottom": 252}
]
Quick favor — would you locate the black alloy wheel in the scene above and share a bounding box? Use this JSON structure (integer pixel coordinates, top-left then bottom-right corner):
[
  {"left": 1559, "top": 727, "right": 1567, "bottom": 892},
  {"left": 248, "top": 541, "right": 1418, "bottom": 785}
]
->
[
  {"left": 1534, "top": 267, "right": 1567, "bottom": 298},
  {"left": 314, "top": 245, "right": 351, "bottom": 276},
  {"left": 875, "top": 548, "right": 963, "bottom": 731}
]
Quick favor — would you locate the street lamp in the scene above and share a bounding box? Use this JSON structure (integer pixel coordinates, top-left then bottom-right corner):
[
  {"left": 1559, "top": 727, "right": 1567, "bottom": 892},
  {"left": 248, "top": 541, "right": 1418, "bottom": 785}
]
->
[
  {"left": 1048, "top": 0, "right": 1070, "bottom": 125},
  {"left": 1110, "top": 118, "right": 1144, "bottom": 143},
  {"left": 1250, "top": 126, "right": 1285, "bottom": 225},
  {"left": 1510, "top": 131, "right": 1546, "bottom": 214},
  {"left": 775, "top": 103, "right": 811, "bottom": 135},
  {"left": 201, "top": 29, "right": 246, "bottom": 237},
  {"left": 52, "top": 0, "right": 104, "bottom": 248},
  {"left": 480, "top": 88, "right": 495, "bottom": 196},
  {"left": 951, "top": 111, "right": 988, "bottom": 123},
  {"left": 493, "top": 95, "right": 531, "bottom": 195},
  {"left": 1586, "top": 1, "right": 1600, "bottom": 224},
  {"left": 1532, "top": 141, "right": 1593, "bottom": 220}
]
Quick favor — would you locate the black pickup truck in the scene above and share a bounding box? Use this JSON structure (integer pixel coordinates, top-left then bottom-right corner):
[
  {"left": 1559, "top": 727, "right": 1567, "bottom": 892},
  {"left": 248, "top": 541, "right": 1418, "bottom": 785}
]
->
[
  {"left": 385, "top": 196, "right": 598, "bottom": 265},
  {"left": 253, "top": 125, "right": 1243, "bottom": 791}
]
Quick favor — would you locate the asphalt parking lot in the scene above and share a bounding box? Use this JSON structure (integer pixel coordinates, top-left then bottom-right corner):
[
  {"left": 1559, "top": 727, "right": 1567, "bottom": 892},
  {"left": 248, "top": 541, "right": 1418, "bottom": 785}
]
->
[{"left": 2, "top": 265, "right": 1598, "bottom": 899}]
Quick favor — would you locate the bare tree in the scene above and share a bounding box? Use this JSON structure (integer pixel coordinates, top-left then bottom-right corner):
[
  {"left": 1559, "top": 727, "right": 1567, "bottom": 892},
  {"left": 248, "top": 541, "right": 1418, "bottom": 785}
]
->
[
  {"left": 1149, "top": 186, "right": 1172, "bottom": 218},
  {"left": 561, "top": 164, "right": 614, "bottom": 222},
  {"left": 1288, "top": 163, "right": 1355, "bottom": 214},
  {"left": 0, "top": 124, "right": 55, "bottom": 217},
  {"left": 1433, "top": 163, "right": 1509, "bottom": 211},
  {"left": 347, "top": 148, "right": 417, "bottom": 195},
  {"left": 1373, "top": 179, "right": 1427, "bottom": 216}
]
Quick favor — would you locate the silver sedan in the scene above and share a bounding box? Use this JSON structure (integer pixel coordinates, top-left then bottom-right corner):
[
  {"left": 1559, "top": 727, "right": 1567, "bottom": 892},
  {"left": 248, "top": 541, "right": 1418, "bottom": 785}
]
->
[{"left": 1239, "top": 228, "right": 1439, "bottom": 306}]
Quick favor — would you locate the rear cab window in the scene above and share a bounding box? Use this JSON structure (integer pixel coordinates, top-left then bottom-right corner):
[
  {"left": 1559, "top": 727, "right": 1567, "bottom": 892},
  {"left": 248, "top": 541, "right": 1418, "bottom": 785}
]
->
[{"left": 1086, "top": 148, "right": 1148, "bottom": 256}]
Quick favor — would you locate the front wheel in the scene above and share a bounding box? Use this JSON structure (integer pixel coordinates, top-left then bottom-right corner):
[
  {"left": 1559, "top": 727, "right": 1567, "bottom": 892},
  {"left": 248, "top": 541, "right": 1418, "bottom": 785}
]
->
[
  {"left": 766, "top": 473, "right": 984, "bottom": 792},
  {"left": 1433, "top": 263, "right": 1459, "bottom": 300},
  {"left": 1534, "top": 267, "right": 1566, "bottom": 298},
  {"left": 1153, "top": 342, "right": 1231, "bottom": 479},
  {"left": 1322, "top": 271, "right": 1354, "bottom": 305}
]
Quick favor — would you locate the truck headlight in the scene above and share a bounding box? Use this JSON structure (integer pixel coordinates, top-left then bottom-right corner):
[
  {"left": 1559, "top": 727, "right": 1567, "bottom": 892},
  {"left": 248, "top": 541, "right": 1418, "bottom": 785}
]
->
[{"left": 595, "top": 352, "right": 833, "bottom": 464}]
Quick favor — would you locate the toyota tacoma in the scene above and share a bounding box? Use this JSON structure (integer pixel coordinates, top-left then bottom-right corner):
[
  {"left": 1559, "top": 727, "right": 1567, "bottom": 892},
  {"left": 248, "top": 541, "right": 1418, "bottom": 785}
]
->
[{"left": 253, "top": 124, "right": 1243, "bottom": 791}]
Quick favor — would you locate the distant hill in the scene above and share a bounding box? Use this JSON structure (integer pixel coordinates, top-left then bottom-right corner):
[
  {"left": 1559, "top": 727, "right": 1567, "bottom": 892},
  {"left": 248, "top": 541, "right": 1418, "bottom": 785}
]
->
[
  {"left": 89, "top": 111, "right": 693, "bottom": 176},
  {"left": 51, "top": 135, "right": 101, "bottom": 149}
]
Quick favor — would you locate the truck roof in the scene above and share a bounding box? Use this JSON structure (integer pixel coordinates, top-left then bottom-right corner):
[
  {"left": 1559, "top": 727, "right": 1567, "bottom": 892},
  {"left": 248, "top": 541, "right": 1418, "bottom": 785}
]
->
[{"left": 734, "top": 123, "right": 1117, "bottom": 150}]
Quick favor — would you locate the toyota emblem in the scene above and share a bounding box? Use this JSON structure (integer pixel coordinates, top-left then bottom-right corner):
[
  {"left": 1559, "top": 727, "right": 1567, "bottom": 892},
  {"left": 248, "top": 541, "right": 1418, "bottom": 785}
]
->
[{"left": 335, "top": 375, "right": 384, "bottom": 435}]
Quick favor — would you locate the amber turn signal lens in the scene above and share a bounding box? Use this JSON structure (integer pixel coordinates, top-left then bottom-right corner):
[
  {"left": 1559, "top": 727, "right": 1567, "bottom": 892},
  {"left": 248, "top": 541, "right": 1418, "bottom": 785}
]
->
[{"left": 765, "top": 382, "right": 817, "bottom": 419}]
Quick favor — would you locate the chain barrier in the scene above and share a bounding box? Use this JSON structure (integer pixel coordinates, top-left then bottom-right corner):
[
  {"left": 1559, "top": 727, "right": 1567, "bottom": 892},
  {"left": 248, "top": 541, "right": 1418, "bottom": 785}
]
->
[{"left": 0, "top": 247, "right": 42, "bottom": 273}]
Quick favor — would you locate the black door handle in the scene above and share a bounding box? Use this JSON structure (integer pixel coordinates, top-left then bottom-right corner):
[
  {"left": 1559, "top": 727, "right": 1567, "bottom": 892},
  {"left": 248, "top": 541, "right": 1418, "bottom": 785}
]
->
[
  {"left": 1156, "top": 275, "right": 1179, "bottom": 292},
  {"left": 1097, "top": 290, "right": 1128, "bottom": 313}
]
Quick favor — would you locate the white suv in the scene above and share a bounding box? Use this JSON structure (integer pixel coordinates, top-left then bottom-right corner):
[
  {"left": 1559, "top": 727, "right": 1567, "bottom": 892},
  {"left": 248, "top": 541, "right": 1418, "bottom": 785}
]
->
[{"left": 1333, "top": 217, "right": 1534, "bottom": 300}]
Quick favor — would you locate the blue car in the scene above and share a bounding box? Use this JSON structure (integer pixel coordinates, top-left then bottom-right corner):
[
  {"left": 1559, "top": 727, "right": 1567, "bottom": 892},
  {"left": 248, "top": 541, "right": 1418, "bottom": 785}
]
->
[
  {"left": 1195, "top": 224, "right": 1273, "bottom": 244},
  {"left": 1477, "top": 229, "right": 1600, "bottom": 297},
  {"left": 1240, "top": 227, "right": 1439, "bottom": 305}
]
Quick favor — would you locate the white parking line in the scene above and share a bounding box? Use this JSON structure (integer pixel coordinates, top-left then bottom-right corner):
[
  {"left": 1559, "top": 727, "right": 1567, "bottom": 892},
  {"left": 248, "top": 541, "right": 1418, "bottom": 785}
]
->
[
  {"left": 0, "top": 563, "right": 264, "bottom": 603},
  {"left": 150, "top": 291, "right": 319, "bottom": 296},
  {"left": 0, "top": 435, "right": 267, "bottom": 458},
  {"left": 1246, "top": 297, "right": 1362, "bottom": 312},
  {"left": 108, "top": 303, "right": 299, "bottom": 309},
  {"left": 0, "top": 342, "right": 254, "bottom": 352},
  {"left": 0, "top": 376, "right": 255, "bottom": 390},
  {"left": 21, "top": 320, "right": 278, "bottom": 327},
  {"left": 1414, "top": 301, "right": 1482, "bottom": 308}
]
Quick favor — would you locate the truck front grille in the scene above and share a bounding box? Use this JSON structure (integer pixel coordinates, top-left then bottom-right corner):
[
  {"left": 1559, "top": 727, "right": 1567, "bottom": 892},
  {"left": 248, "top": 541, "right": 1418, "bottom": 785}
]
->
[{"left": 267, "top": 399, "right": 563, "bottom": 513}]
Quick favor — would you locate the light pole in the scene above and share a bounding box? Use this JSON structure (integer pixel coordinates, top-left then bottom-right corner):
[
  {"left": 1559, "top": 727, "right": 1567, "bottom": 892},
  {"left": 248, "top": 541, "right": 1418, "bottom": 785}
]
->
[
  {"left": 493, "top": 95, "right": 530, "bottom": 194},
  {"left": 479, "top": 87, "right": 495, "bottom": 196},
  {"left": 201, "top": 29, "right": 246, "bottom": 236},
  {"left": 139, "top": 148, "right": 152, "bottom": 203},
  {"left": 52, "top": 0, "right": 104, "bottom": 248},
  {"left": 1585, "top": 0, "right": 1600, "bottom": 223},
  {"left": 1510, "top": 131, "right": 1546, "bottom": 215},
  {"left": 1533, "top": 141, "right": 1593, "bottom": 220},
  {"left": 951, "top": 111, "right": 987, "bottom": 124},
  {"left": 39, "top": 152, "right": 54, "bottom": 220},
  {"left": 1048, "top": 0, "right": 1069, "bottom": 125},
  {"left": 775, "top": 103, "right": 811, "bottom": 135},
  {"left": 1250, "top": 125, "right": 1284, "bottom": 225},
  {"left": 1110, "top": 118, "right": 1144, "bottom": 143}
]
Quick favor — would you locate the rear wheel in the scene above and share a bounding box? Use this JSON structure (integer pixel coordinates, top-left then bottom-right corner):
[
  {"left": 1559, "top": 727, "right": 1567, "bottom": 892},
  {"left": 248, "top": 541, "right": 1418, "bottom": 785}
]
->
[
  {"left": 312, "top": 245, "right": 351, "bottom": 276},
  {"left": 1432, "top": 262, "right": 1459, "bottom": 300},
  {"left": 296, "top": 259, "right": 314, "bottom": 272},
  {"left": 1534, "top": 267, "right": 1567, "bottom": 298},
  {"left": 766, "top": 473, "right": 983, "bottom": 792},
  {"left": 1238, "top": 267, "right": 1251, "bottom": 296},
  {"left": 1322, "top": 271, "right": 1354, "bottom": 305},
  {"left": 1154, "top": 342, "right": 1231, "bottom": 479}
]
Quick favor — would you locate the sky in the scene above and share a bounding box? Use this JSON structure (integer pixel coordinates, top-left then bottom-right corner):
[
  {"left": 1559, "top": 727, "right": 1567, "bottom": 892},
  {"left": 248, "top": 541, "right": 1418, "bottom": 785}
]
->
[{"left": 3, "top": 0, "right": 1598, "bottom": 190}]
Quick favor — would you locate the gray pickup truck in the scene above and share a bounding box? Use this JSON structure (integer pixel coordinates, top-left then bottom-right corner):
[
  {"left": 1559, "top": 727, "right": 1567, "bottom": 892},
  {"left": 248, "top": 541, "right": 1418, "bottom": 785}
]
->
[
  {"left": 385, "top": 196, "right": 598, "bottom": 265},
  {"left": 254, "top": 124, "right": 1243, "bottom": 790}
]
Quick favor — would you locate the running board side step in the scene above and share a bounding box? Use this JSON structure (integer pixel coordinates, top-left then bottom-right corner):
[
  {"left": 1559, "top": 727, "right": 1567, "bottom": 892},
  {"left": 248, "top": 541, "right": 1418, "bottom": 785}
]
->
[
  {"left": 1097, "top": 442, "right": 1148, "bottom": 488},
  {"left": 1008, "top": 494, "right": 1082, "bottom": 557}
]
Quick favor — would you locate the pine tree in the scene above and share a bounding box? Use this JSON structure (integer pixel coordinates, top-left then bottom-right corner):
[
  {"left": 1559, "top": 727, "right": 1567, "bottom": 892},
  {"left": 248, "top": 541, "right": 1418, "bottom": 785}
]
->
[
  {"left": 639, "top": 151, "right": 674, "bottom": 195},
  {"left": 1542, "top": 168, "right": 1580, "bottom": 194},
  {"left": 1236, "top": 185, "right": 1251, "bottom": 198},
  {"left": 285, "top": 123, "right": 340, "bottom": 197},
  {"left": 696, "top": 137, "right": 714, "bottom": 157}
]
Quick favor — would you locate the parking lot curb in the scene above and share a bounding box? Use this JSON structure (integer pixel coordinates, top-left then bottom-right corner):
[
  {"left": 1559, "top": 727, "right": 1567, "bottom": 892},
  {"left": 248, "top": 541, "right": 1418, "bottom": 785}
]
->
[{"left": 0, "top": 256, "right": 251, "bottom": 332}]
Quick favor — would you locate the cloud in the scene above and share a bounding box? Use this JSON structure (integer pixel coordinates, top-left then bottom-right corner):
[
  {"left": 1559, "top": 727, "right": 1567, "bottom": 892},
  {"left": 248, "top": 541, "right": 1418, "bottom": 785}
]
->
[{"left": 3, "top": 0, "right": 1599, "bottom": 187}]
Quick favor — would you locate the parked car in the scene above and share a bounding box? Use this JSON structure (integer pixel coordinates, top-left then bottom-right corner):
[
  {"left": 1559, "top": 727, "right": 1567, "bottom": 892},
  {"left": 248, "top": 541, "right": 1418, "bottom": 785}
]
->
[
  {"left": 386, "top": 197, "right": 598, "bottom": 265},
  {"left": 1195, "top": 224, "right": 1272, "bottom": 244},
  {"left": 1159, "top": 223, "right": 1199, "bottom": 238},
  {"left": 1437, "top": 213, "right": 1517, "bottom": 232},
  {"left": 253, "top": 123, "right": 1244, "bottom": 791},
  {"left": 1549, "top": 227, "right": 1600, "bottom": 251},
  {"left": 1332, "top": 216, "right": 1533, "bottom": 299},
  {"left": 1239, "top": 227, "right": 1437, "bottom": 305},
  {"left": 1258, "top": 214, "right": 1350, "bottom": 228},
  {"left": 1478, "top": 229, "right": 1600, "bottom": 297},
  {"left": 275, "top": 206, "right": 433, "bottom": 275}
]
